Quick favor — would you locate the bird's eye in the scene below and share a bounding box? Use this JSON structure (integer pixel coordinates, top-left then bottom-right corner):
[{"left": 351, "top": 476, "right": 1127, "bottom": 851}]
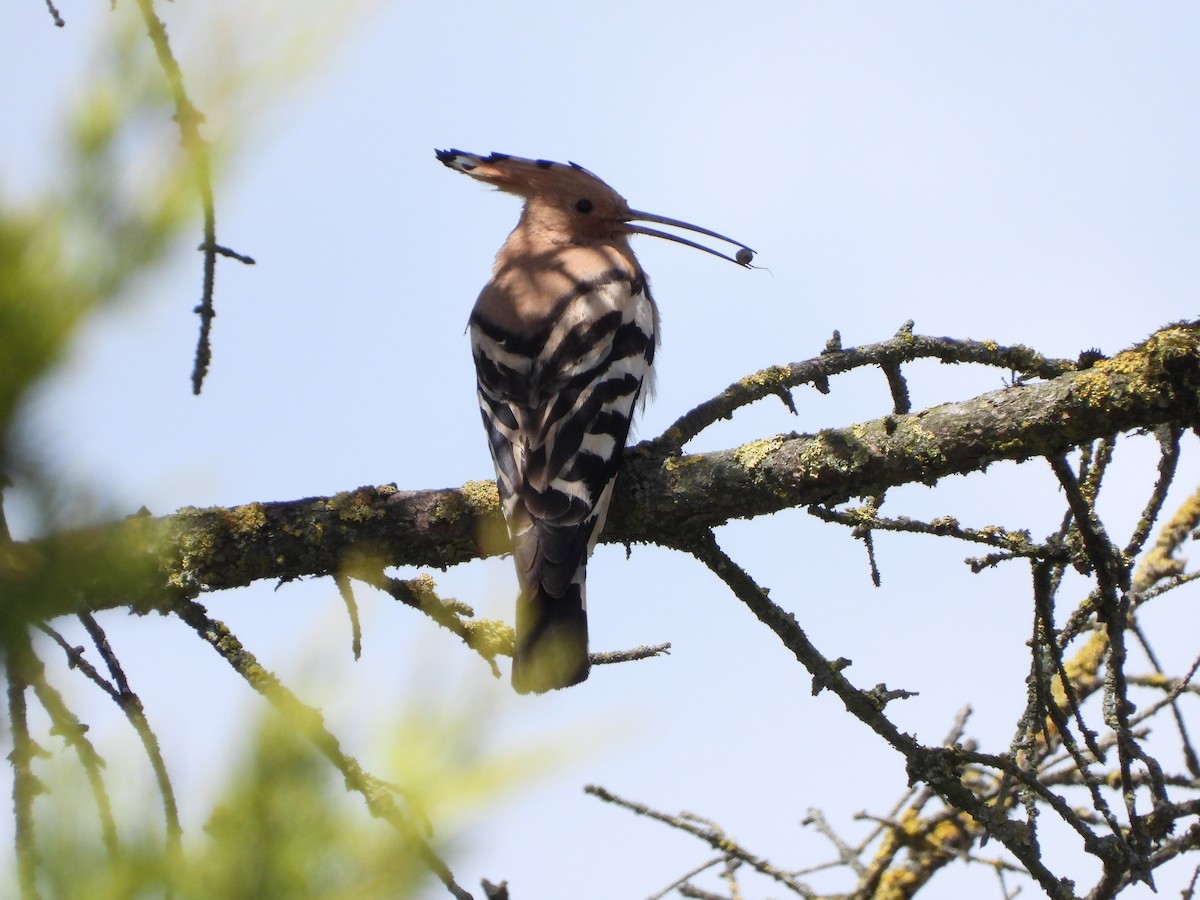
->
[{"left": 574, "top": 198, "right": 594, "bottom": 214}]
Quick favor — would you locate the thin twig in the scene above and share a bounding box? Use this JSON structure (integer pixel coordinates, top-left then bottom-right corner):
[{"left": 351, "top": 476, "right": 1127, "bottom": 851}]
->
[
  {"left": 1032, "top": 561, "right": 1106, "bottom": 763},
  {"left": 801, "top": 808, "right": 864, "bottom": 876},
  {"left": 808, "top": 504, "right": 1055, "bottom": 561},
  {"left": 333, "top": 572, "right": 363, "bottom": 660},
  {"left": 28, "top": 661, "right": 119, "bottom": 859},
  {"left": 647, "top": 857, "right": 726, "bottom": 900},
  {"left": 82, "top": 613, "right": 184, "bottom": 868},
  {"left": 678, "top": 884, "right": 729, "bottom": 900},
  {"left": 1130, "top": 623, "right": 1200, "bottom": 777},
  {"left": 363, "top": 571, "right": 506, "bottom": 678},
  {"left": 1048, "top": 453, "right": 1147, "bottom": 878},
  {"left": 43, "top": 0, "right": 65, "bottom": 27},
  {"left": 648, "top": 330, "right": 1075, "bottom": 452},
  {"left": 173, "top": 599, "right": 474, "bottom": 900},
  {"left": 881, "top": 323, "right": 916, "bottom": 413},
  {"left": 6, "top": 629, "right": 43, "bottom": 900},
  {"left": 683, "top": 529, "right": 1073, "bottom": 898},
  {"left": 590, "top": 643, "right": 671, "bottom": 666},
  {"left": 1079, "top": 436, "right": 1115, "bottom": 507},
  {"left": 585, "top": 785, "right": 813, "bottom": 897},
  {"left": 38, "top": 617, "right": 185, "bottom": 878},
  {"left": 130, "top": 0, "right": 254, "bottom": 394},
  {"left": 1123, "top": 426, "right": 1180, "bottom": 562},
  {"left": 1133, "top": 480, "right": 1200, "bottom": 592}
]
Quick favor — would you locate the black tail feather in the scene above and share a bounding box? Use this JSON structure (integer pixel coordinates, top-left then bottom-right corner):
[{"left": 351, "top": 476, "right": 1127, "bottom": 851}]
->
[{"left": 511, "top": 583, "right": 589, "bottom": 694}]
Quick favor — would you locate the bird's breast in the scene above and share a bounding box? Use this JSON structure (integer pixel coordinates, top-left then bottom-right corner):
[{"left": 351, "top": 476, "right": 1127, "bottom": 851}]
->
[{"left": 474, "top": 243, "right": 645, "bottom": 332}]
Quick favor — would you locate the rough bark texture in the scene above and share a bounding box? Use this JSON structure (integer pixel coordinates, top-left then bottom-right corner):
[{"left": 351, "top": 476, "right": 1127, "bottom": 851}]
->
[{"left": 3, "top": 321, "right": 1198, "bottom": 623}]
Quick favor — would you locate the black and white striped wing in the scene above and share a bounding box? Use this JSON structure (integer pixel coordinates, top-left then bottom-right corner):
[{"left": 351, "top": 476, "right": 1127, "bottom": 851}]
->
[{"left": 470, "top": 274, "right": 656, "bottom": 692}]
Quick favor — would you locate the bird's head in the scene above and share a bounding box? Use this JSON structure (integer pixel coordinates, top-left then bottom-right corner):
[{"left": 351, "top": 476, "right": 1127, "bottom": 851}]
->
[{"left": 436, "top": 149, "right": 755, "bottom": 266}]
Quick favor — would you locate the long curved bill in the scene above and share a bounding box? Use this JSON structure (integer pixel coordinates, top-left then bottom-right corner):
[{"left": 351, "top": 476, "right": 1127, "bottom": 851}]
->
[{"left": 625, "top": 209, "right": 756, "bottom": 267}]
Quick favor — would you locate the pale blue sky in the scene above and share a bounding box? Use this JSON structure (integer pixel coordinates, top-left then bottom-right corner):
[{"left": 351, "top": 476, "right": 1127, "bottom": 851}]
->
[{"left": 4, "top": 3, "right": 1200, "bottom": 897}]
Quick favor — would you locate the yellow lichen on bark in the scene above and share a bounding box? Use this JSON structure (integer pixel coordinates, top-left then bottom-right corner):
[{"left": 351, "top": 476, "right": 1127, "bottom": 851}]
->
[
  {"left": 733, "top": 436, "right": 784, "bottom": 470},
  {"left": 459, "top": 479, "right": 500, "bottom": 514}
]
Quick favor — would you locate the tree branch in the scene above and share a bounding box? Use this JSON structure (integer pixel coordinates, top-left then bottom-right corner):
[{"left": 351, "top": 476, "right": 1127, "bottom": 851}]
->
[
  {"left": 3, "top": 322, "right": 1199, "bottom": 623},
  {"left": 130, "top": 0, "right": 255, "bottom": 394}
]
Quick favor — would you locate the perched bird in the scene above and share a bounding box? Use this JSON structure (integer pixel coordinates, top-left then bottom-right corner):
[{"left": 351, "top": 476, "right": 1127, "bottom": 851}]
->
[{"left": 437, "top": 149, "right": 753, "bottom": 693}]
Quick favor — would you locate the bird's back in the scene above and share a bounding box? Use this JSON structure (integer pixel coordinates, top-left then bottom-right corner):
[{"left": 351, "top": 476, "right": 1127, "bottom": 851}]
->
[{"left": 470, "top": 244, "right": 657, "bottom": 692}]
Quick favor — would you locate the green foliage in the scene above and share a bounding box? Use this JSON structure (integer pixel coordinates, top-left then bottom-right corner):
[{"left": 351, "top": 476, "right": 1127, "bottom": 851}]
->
[
  {"left": 25, "top": 715, "right": 437, "bottom": 899},
  {"left": 197, "top": 717, "right": 433, "bottom": 900},
  {"left": 3, "top": 7, "right": 509, "bottom": 898},
  {"left": 0, "top": 19, "right": 194, "bottom": 481}
]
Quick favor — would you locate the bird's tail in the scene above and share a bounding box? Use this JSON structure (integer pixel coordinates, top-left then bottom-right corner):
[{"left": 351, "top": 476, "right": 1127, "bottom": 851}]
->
[{"left": 511, "top": 566, "right": 590, "bottom": 694}]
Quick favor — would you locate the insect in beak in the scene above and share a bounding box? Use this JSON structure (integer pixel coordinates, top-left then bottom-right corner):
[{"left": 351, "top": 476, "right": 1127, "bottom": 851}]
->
[{"left": 624, "top": 209, "right": 756, "bottom": 267}]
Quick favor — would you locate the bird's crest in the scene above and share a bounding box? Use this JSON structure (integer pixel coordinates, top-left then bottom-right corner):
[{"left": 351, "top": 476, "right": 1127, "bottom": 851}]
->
[{"left": 436, "top": 148, "right": 756, "bottom": 267}]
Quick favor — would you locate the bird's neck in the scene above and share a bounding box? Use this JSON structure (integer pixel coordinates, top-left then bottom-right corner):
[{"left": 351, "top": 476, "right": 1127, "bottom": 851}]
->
[{"left": 479, "top": 238, "right": 644, "bottom": 336}]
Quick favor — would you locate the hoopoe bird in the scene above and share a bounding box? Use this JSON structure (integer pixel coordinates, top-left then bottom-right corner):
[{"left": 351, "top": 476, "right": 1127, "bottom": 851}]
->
[{"left": 437, "top": 149, "right": 754, "bottom": 693}]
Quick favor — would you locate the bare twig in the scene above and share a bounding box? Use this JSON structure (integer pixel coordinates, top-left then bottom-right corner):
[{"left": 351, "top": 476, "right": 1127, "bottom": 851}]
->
[
  {"left": 678, "top": 884, "right": 730, "bottom": 900},
  {"left": 85, "top": 613, "right": 183, "bottom": 866},
  {"left": 1123, "top": 426, "right": 1181, "bottom": 562},
  {"left": 173, "top": 599, "right": 474, "bottom": 900},
  {"left": 590, "top": 643, "right": 671, "bottom": 666},
  {"left": 6, "top": 629, "right": 44, "bottom": 900},
  {"left": 683, "top": 530, "right": 1073, "bottom": 898},
  {"left": 1129, "top": 625, "right": 1200, "bottom": 777},
  {"left": 363, "top": 571, "right": 507, "bottom": 678},
  {"left": 585, "top": 785, "right": 813, "bottom": 897},
  {"left": 801, "top": 808, "right": 865, "bottom": 876},
  {"left": 1048, "top": 454, "right": 1149, "bottom": 880},
  {"left": 649, "top": 328, "right": 1075, "bottom": 452},
  {"left": 1134, "top": 481, "right": 1200, "bottom": 591},
  {"left": 333, "top": 572, "right": 363, "bottom": 660},
  {"left": 809, "top": 503, "right": 1055, "bottom": 563},
  {"left": 647, "top": 856, "right": 726, "bottom": 900},
  {"left": 43, "top": 0, "right": 64, "bottom": 27},
  {"left": 27, "top": 659, "right": 118, "bottom": 859},
  {"left": 130, "top": 0, "right": 254, "bottom": 394}
]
